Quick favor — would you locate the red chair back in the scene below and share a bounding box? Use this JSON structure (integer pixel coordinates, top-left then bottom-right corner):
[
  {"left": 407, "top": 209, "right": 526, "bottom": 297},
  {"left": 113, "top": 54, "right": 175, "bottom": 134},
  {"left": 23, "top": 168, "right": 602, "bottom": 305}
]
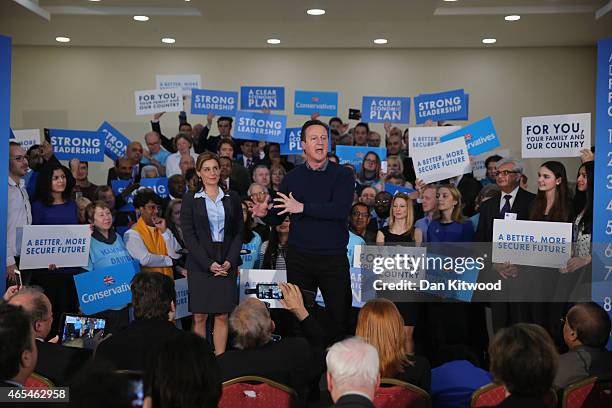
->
[
  {"left": 471, "top": 383, "right": 506, "bottom": 408},
  {"left": 374, "top": 378, "right": 431, "bottom": 408},
  {"left": 25, "top": 373, "right": 54, "bottom": 388},
  {"left": 219, "top": 376, "right": 297, "bottom": 408},
  {"left": 563, "top": 375, "right": 612, "bottom": 408}
]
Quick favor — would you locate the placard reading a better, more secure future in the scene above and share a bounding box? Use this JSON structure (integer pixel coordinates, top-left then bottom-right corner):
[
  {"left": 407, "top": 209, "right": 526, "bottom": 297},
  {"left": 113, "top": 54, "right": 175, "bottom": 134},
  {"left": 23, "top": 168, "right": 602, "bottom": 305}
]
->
[
  {"left": 19, "top": 225, "right": 91, "bottom": 270},
  {"left": 411, "top": 137, "right": 471, "bottom": 184}
]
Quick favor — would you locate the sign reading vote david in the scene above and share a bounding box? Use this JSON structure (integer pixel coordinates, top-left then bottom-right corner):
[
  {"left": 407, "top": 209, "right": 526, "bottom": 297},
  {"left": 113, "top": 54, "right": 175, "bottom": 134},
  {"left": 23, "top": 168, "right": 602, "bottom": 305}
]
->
[
  {"left": 135, "top": 88, "right": 183, "bottom": 115},
  {"left": 140, "top": 177, "right": 168, "bottom": 199},
  {"left": 49, "top": 129, "right": 105, "bottom": 162},
  {"left": 521, "top": 113, "right": 591, "bottom": 158},
  {"left": 191, "top": 89, "right": 238, "bottom": 117},
  {"left": 19, "top": 225, "right": 91, "bottom": 270},
  {"left": 414, "top": 89, "right": 468, "bottom": 124},
  {"left": 280, "top": 128, "right": 302, "bottom": 155},
  {"left": 412, "top": 137, "right": 471, "bottom": 184},
  {"left": 492, "top": 219, "right": 572, "bottom": 268},
  {"left": 440, "top": 116, "right": 500, "bottom": 156},
  {"left": 156, "top": 74, "right": 201, "bottom": 96},
  {"left": 98, "top": 121, "right": 130, "bottom": 161},
  {"left": 294, "top": 90, "right": 338, "bottom": 117},
  {"left": 362, "top": 96, "right": 410, "bottom": 123},
  {"left": 240, "top": 86, "right": 285, "bottom": 110},
  {"left": 74, "top": 261, "right": 139, "bottom": 315},
  {"left": 234, "top": 111, "right": 287, "bottom": 143},
  {"left": 336, "top": 146, "right": 387, "bottom": 173}
]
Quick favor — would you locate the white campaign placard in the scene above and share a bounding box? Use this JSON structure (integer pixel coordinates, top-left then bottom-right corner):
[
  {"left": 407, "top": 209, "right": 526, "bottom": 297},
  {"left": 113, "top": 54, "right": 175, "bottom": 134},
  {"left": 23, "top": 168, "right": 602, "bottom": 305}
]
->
[
  {"left": 156, "top": 75, "right": 201, "bottom": 96},
  {"left": 13, "top": 129, "right": 41, "bottom": 150},
  {"left": 412, "top": 136, "right": 471, "bottom": 184},
  {"left": 408, "top": 126, "right": 460, "bottom": 155},
  {"left": 492, "top": 219, "right": 572, "bottom": 268},
  {"left": 174, "top": 278, "right": 192, "bottom": 319},
  {"left": 473, "top": 148, "right": 510, "bottom": 180},
  {"left": 134, "top": 88, "right": 183, "bottom": 115},
  {"left": 19, "top": 225, "right": 91, "bottom": 270},
  {"left": 522, "top": 113, "right": 591, "bottom": 158},
  {"left": 239, "top": 269, "right": 287, "bottom": 309}
]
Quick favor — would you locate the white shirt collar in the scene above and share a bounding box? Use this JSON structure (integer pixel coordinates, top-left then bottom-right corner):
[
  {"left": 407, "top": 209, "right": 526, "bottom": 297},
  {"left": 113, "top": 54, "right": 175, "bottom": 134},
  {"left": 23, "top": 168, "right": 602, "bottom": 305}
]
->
[
  {"left": 499, "top": 185, "right": 520, "bottom": 211},
  {"left": 194, "top": 187, "right": 225, "bottom": 202},
  {"left": 8, "top": 176, "right": 24, "bottom": 188}
]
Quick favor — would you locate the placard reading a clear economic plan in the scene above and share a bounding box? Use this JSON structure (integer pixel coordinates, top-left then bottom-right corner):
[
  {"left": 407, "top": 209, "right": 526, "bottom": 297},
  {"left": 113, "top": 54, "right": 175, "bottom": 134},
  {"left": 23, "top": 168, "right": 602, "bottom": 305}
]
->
[
  {"left": 239, "top": 269, "right": 288, "bottom": 309},
  {"left": 412, "top": 137, "right": 471, "bottom": 184},
  {"left": 49, "top": 129, "right": 105, "bottom": 162},
  {"left": 414, "top": 89, "right": 469, "bottom": 124},
  {"left": 294, "top": 90, "right": 338, "bottom": 117},
  {"left": 521, "top": 113, "right": 591, "bottom": 158},
  {"left": 240, "top": 86, "right": 285, "bottom": 110},
  {"left": 13, "top": 129, "right": 40, "bottom": 150},
  {"left": 19, "top": 225, "right": 91, "bottom": 269},
  {"left": 134, "top": 88, "right": 183, "bottom": 115},
  {"left": 98, "top": 121, "right": 130, "bottom": 161},
  {"left": 74, "top": 261, "right": 139, "bottom": 315},
  {"left": 440, "top": 117, "right": 501, "bottom": 157},
  {"left": 336, "top": 146, "right": 387, "bottom": 173},
  {"left": 280, "top": 128, "right": 302, "bottom": 155},
  {"left": 408, "top": 126, "right": 460, "bottom": 154},
  {"left": 234, "top": 111, "right": 287, "bottom": 143},
  {"left": 492, "top": 219, "right": 572, "bottom": 268},
  {"left": 156, "top": 74, "right": 201, "bottom": 96},
  {"left": 191, "top": 89, "right": 238, "bottom": 117},
  {"left": 361, "top": 96, "right": 410, "bottom": 123}
]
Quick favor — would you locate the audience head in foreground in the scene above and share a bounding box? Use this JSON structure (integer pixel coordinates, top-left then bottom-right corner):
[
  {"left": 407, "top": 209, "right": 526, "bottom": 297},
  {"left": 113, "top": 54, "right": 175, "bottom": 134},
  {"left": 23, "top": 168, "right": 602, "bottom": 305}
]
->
[
  {"left": 327, "top": 337, "right": 380, "bottom": 404},
  {"left": 0, "top": 303, "right": 38, "bottom": 386}
]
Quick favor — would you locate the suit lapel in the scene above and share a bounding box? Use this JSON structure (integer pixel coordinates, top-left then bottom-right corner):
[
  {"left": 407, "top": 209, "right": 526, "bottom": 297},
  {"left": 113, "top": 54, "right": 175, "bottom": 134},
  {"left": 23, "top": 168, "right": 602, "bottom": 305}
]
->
[
  {"left": 222, "top": 194, "right": 232, "bottom": 239},
  {"left": 194, "top": 195, "right": 213, "bottom": 243}
]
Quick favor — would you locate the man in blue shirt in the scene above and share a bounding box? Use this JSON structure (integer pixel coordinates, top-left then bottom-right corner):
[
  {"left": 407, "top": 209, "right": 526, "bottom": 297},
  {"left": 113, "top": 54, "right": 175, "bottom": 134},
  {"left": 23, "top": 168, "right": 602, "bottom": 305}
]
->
[
  {"left": 253, "top": 120, "right": 354, "bottom": 343},
  {"left": 141, "top": 131, "right": 170, "bottom": 175}
]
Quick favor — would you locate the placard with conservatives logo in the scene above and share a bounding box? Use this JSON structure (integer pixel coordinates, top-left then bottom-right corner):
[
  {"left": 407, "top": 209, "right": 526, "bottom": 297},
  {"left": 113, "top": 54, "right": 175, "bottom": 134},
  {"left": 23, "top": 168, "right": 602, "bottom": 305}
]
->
[
  {"left": 191, "top": 89, "right": 238, "bottom": 117},
  {"left": 134, "top": 88, "right": 183, "bottom": 115},
  {"left": 412, "top": 137, "right": 471, "bottom": 184},
  {"left": 98, "top": 121, "right": 130, "bottom": 161},
  {"left": 156, "top": 74, "right": 201, "bottom": 96},
  {"left": 521, "top": 113, "right": 591, "bottom": 158},
  {"left": 48, "top": 129, "right": 105, "bottom": 162},
  {"left": 414, "top": 89, "right": 469, "bottom": 124},
  {"left": 240, "top": 86, "right": 285, "bottom": 110},
  {"left": 74, "top": 261, "right": 140, "bottom": 315},
  {"left": 408, "top": 126, "right": 460, "bottom": 154},
  {"left": 234, "top": 111, "right": 287, "bottom": 143},
  {"left": 361, "top": 96, "right": 410, "bottom": 123},
  {"left": 19, "top": 225, "right": 91, "bottom": 270},
  {"left": 294, "top": 90, "right": 338, "bottom": 117},
  {"left": 12, "top": 129, "right": 41, "bottom": 150},
  {"left": 439, "top": 116, "right": 501, "bottom": 157}
]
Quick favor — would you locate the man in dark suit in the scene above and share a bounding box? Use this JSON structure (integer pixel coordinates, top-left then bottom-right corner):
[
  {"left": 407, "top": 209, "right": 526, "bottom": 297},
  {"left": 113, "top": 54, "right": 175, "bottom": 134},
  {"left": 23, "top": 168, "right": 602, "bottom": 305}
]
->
[
  {"left": 196, "top": 114, "right": 236, "bottom": 154},
  {"left": 327, "top": 337, "right": 379, "bottom": 408},
  {"left": 219, "top": 156, "right": 247, "bottom": 197},
  {"left": 218, "top": 139, "right": 251, "bottom": 194},
  {"left": 217, "top": 283, "right": 325, "bottom": 399},
  {"left": 474, "top": 158, "right": 536, "bottom": 331},
  {"left": 95, "top": 272, "right": 181, "bottom": 371},
  {"left": 8, "top": 286, "right": 91, "bottom": 385},
  {"left": 0, "top": 303, "right": 37, "bottom": 388},
  {"left": 455, "top": 172, "right": 482, "bottom": 217}
]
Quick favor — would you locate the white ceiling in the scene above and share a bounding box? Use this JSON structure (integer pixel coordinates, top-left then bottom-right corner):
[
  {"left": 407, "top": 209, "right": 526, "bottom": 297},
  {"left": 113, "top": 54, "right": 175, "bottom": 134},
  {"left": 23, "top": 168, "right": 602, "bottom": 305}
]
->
[{"left": 1, "top": 0, "right": 611, "bottom": 48}]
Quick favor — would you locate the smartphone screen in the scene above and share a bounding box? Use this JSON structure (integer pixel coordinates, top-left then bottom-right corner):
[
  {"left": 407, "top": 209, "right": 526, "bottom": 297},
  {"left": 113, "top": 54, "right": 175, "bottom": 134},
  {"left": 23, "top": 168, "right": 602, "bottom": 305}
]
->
[
  {"left": 116, "top": 371, "right": 144, "bottom": 408},
  {"left": 14, "top": 269, "right": 22, "bottom": 288},
  {"left": 60, "top": 314, "right": 106, "bottom": 348},
  {"left": 256, "top": 283, "right": 283, "bottom": 300}
]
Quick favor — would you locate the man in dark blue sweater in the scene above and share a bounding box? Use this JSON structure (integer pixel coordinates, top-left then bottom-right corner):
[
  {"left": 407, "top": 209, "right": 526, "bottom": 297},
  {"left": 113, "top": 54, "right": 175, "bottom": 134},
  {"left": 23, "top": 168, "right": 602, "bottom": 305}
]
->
[{"left": 253, "top": 119, "right": 354, "bottom": 343}]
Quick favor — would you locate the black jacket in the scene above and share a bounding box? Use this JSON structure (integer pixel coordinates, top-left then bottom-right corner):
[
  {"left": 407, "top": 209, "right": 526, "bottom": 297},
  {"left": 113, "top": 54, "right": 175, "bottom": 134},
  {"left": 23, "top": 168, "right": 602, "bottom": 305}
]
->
[
  {"left": 332, "top": 394, "right": 375, "bottom": 408},
  {"left": 35, "top": 340, "right": 92, "bottom": 386},
  {"left": 475, "top": 187, "right": 536, "bottom": 242}
]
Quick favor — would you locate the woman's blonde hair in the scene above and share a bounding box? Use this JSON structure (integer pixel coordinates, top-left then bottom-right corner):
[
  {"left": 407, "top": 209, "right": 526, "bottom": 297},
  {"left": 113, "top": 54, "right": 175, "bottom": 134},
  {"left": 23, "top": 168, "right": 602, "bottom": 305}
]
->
[
  {"left": 433, "top": 184, "right": 466, "bottom": 223},
  {"left": 356, "top": 298, "right": 410, "bottom": 377},
  {"left": 388, "top": 193, "right": 414, "bottom": 236}
]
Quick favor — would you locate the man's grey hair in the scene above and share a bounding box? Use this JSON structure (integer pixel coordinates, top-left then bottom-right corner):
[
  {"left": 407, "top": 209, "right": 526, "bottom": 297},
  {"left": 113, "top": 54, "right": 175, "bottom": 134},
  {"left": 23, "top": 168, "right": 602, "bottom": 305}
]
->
[
  {"left": 12, "top": 286, "right": 49, "bottom": 322},
  {"left": 326, "top": 337, "right": 379, "bottom": 389},
  {"left": 496, "top": 158, "right": 524, "bottom": 175},
  {"left": 229, "top": 298, "right": 273, "bottom": 350},
  {"left": 247, "top": 182, "right": 266, "bottom": 196}
]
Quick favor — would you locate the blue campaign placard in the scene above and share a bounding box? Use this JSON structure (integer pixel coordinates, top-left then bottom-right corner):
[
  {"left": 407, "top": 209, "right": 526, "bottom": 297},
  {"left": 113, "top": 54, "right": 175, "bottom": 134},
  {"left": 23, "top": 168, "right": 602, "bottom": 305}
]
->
[
  {"left": 74, "top": 261, "right": 139, "bottom": 315},
  {"left": 234, "top": 111, "right": 287, "bottom": 143},
  {"left": 592, "top": 38, "right": 612, "bottom": 349},
  {"left": 240, "top": 86, "right": 285, "bottom": 111},
  {"left": 98, "top": 121, "right": 130, "bottom": 161},
  {"left": 294, "top": 90, "right": 338, "bottom": 117},
  {"left": 191, "top": 89, "right": 238, "bottom": 117},
  {"left": 439, "top": 116, "right": 500, "bottom": 156},
  {"left": 336, "top": 146, "right": 387, "bottom": 173},
  {"left": 49, "top": 129, "right": 105, "bottom": 162},
  {"left": 111, "top": 180, "right": 134, "bottom": 212},
  {"left": 384, "top": 183, "right": 416, "bottom": 196},
  {"left": 280, "top": 128, "right": 303, "bottom": 155},
  {"left": 140, "top": 177, "right": 168, "bottom": 199},
  {"left": 414, "top": 89, "right": 468, "bottom": 124},
  {"left": 362, "top": 96, "right": 410, "bottom": 123}
]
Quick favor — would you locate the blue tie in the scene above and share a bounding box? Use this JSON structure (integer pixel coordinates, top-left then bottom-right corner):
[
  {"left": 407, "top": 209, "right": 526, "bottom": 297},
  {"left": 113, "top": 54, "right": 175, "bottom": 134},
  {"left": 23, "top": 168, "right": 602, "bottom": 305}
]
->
[{"left": 499, "top": 194, "right": 512, "bottom": 219}]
